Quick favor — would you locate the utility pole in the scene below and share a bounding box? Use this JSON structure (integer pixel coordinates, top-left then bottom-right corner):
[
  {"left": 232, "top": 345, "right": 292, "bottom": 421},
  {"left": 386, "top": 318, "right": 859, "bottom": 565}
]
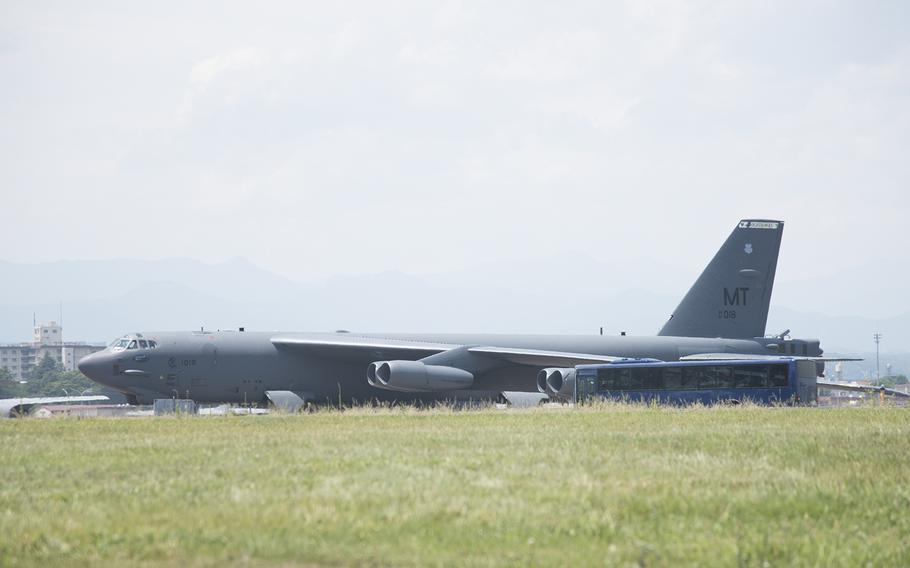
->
[{"left": 873, "top": 332, "right": 883, "bottom": 382}]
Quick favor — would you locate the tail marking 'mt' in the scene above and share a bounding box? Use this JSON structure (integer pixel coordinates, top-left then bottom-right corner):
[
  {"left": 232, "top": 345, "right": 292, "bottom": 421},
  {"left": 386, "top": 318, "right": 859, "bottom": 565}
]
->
[{"left": 658, "top": 219, "right": 783, "bottom": 339}]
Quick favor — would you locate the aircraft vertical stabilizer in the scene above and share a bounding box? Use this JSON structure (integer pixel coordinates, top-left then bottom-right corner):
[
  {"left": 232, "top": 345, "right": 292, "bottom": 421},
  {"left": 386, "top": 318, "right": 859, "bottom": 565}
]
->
[{"left": 658, "top": 219, "right": 783, "bottom": 339}]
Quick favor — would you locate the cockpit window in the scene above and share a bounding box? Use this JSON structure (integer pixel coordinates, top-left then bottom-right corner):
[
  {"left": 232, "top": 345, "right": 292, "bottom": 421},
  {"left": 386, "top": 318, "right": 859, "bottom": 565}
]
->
[{"left": 110, "top": 336, "right": 157, "bottom": 351}]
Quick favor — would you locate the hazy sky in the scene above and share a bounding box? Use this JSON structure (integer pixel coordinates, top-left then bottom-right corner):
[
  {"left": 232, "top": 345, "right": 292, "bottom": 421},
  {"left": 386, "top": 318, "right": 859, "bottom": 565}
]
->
[{"left": 2, "top": 1, "right": 908, "bottom": 282}]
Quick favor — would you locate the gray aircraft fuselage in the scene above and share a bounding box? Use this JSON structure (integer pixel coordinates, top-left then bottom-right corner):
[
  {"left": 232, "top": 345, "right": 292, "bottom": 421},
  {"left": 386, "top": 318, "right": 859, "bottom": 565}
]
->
[
  {"left": 78, "top": 219, "right": 819, "bottom": 405},
  {"left": 78, "top": 330, "right": 782, "bottom": 405}
]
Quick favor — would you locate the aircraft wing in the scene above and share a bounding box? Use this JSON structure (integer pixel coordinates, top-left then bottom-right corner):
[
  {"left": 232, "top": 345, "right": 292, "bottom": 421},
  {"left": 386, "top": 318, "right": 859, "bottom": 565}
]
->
[
  {"left": 270, "top": 335, "right": 453, "bottom": 361},
  {"left": 271, "top": 335, "right": 625, "bottom": 368},
  {"left": 680, "top": 353, "right": 862, "bottom": 362},
  {"left": 816, "top": 381, "right": 910, "bottom": 398},
  {"left": 0, "top": 395, "right": 110, "bottom": 418},
  {"left": 466, "top": 346, "right": 623, "bottom": 367}
]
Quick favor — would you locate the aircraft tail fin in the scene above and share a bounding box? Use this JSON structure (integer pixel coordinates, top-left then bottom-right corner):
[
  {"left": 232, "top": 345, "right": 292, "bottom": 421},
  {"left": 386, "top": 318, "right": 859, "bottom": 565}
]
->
[{"left": 658, "top": 220, "right": 783, "bottom": 339}]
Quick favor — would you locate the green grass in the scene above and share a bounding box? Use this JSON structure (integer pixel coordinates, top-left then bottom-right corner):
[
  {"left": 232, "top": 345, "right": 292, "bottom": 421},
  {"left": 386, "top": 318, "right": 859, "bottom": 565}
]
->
[{"left": 1, "top": 404, "right": 909, "bottom": 566}]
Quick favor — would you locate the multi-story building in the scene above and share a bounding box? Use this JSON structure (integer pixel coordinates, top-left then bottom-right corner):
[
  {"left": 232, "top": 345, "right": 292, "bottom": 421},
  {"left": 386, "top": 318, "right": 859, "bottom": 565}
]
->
[{"left": 0, "top": 321, "right": 105, "bottom": 381}]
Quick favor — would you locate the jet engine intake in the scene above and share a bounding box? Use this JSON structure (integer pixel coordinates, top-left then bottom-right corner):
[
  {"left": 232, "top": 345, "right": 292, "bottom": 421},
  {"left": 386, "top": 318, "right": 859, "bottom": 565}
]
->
[
  {"left": 537, "top": 367, "right": 576, "bottom": 401},
  {"left": 537, "top": 369, "right": 550, "bottom": 394},
  {"left": 367, "top": 360, "right": 474, "bottom": 392}
]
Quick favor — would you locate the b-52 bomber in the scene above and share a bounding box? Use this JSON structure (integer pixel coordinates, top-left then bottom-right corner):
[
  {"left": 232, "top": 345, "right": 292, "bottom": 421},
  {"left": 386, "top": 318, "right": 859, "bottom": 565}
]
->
[{"left": 78, "top": 219, "right": 828, "bottom": 408}]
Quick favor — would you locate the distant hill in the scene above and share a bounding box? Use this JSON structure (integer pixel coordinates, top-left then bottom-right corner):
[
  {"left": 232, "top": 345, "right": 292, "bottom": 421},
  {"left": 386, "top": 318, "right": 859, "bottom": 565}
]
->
[
  {"left": 771, "top": 261, "right": 907, "bottom": 321},
  {"left": 1, "top": 258, "right": 906, "bottom": 371},
  {"left": 823, "top": 351, "right": 910, "bottom": 382},
  {"left": 767, "top": 307, "right": 910, "bottom": 354}
]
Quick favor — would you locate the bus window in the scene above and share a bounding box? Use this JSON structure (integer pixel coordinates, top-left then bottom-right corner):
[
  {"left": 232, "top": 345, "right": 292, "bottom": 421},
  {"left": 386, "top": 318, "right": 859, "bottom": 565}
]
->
[
  {"left": 713, "top": 366, "right": 735, "bottom": 388},
  {"left": 643, "top": 367, "right": 663, "bottom": 390},
  {"left": 769, "top": 364, "right": 789, "bottom": 387},
  {"left": 663, "top": 367, "right": 682, "bottom": 389},
  {"left": 734, "top": 365, "right": 769, "bottom": 388},
  {"left": 629, "top": 367, "right": 662, "bottom": 390},
  {"left": 698, "top": 365, "right": 718, "bottom": 389},
  {"left": 580, "top": 361, "right": 799, "bottom": 404},
  {"left": 733, "top": 366, "right": 752, "bottom": 388},
  {"left": 598, "top": 368, "right": 619, "bottom": 390},
  {"left": 617, "top": 368, "right": 632, "bottom": 389},
  {"left": 629, "top": 368, "right": 646, "bottom": 389},
  {"left": 681, "top": 366, "right": 701, "bottom": 389}
]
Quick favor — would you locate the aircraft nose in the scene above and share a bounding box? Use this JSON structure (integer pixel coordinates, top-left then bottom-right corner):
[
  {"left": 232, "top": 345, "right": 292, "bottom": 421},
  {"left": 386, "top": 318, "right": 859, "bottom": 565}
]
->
[{"left": 77, "top": 353, "right": 105, "bottom": 380}]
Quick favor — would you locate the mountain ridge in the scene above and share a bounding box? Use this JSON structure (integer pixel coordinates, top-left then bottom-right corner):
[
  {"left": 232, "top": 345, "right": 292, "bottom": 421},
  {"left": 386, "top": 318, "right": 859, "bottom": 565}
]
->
[{"left": 1, "top": 258, "right": 906, "bottom": 370}]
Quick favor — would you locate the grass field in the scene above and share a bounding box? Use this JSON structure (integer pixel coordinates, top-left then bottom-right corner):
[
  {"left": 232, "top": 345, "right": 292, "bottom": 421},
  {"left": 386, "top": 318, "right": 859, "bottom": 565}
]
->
[{"left": 1, "top": 404, "right": 909, "bottom": 567}]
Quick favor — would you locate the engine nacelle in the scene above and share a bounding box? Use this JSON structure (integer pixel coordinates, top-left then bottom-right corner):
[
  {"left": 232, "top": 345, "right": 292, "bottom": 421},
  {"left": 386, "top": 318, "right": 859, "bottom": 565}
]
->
[
  {"left": 367, "top": 360, "right": 474, "bottom": 392},
  {"left": 536, "top": 367, "right": 576, "bottom": 400},
  {"left": 537, "top": 367, "right": 559, "bottom": 394},
  {"left": 537, "top": 369, "right": 551, "bottom": 394}
]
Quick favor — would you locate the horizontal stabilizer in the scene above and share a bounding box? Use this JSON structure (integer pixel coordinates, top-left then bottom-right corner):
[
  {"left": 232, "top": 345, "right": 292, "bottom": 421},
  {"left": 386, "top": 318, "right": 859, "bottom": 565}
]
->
[{"left": 817, "top": 381, "right": 910, "bottom": 398}]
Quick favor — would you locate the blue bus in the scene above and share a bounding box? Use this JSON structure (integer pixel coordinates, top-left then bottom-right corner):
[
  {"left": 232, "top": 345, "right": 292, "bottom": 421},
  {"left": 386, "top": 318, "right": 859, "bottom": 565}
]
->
[{"left": 574, "top": 358, "right": 817, "bottom": 405}]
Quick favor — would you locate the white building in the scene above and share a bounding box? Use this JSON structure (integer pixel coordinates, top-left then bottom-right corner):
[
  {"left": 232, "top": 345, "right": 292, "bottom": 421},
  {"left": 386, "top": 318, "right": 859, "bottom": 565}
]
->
[{"left": 0, "top": 321, "right": 105, "bottom": 381}]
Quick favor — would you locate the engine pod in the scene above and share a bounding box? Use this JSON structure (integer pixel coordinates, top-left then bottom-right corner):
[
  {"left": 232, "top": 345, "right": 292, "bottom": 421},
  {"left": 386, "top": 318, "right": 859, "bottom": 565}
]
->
[{"left": 371, "top": 360, "right": 474, "bottom": 391}]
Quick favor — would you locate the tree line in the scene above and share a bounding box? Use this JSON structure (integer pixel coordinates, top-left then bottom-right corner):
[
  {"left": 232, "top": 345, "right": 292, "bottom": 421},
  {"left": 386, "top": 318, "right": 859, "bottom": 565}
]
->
[{"left": 0, "top": 354, "right": 127, "bottom": 402}]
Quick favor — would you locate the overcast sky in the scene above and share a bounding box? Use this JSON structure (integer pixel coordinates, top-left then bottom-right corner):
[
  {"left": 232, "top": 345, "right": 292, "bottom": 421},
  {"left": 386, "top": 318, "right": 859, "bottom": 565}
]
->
[{"left": 2, "top": 1, "right": 908, "bottom": 283}]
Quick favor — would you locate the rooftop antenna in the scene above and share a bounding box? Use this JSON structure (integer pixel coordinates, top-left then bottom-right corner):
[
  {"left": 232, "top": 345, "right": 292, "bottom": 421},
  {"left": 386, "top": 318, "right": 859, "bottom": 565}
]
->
[{"left": 59, "top": 300, "right": 63, "bottom": 328}]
